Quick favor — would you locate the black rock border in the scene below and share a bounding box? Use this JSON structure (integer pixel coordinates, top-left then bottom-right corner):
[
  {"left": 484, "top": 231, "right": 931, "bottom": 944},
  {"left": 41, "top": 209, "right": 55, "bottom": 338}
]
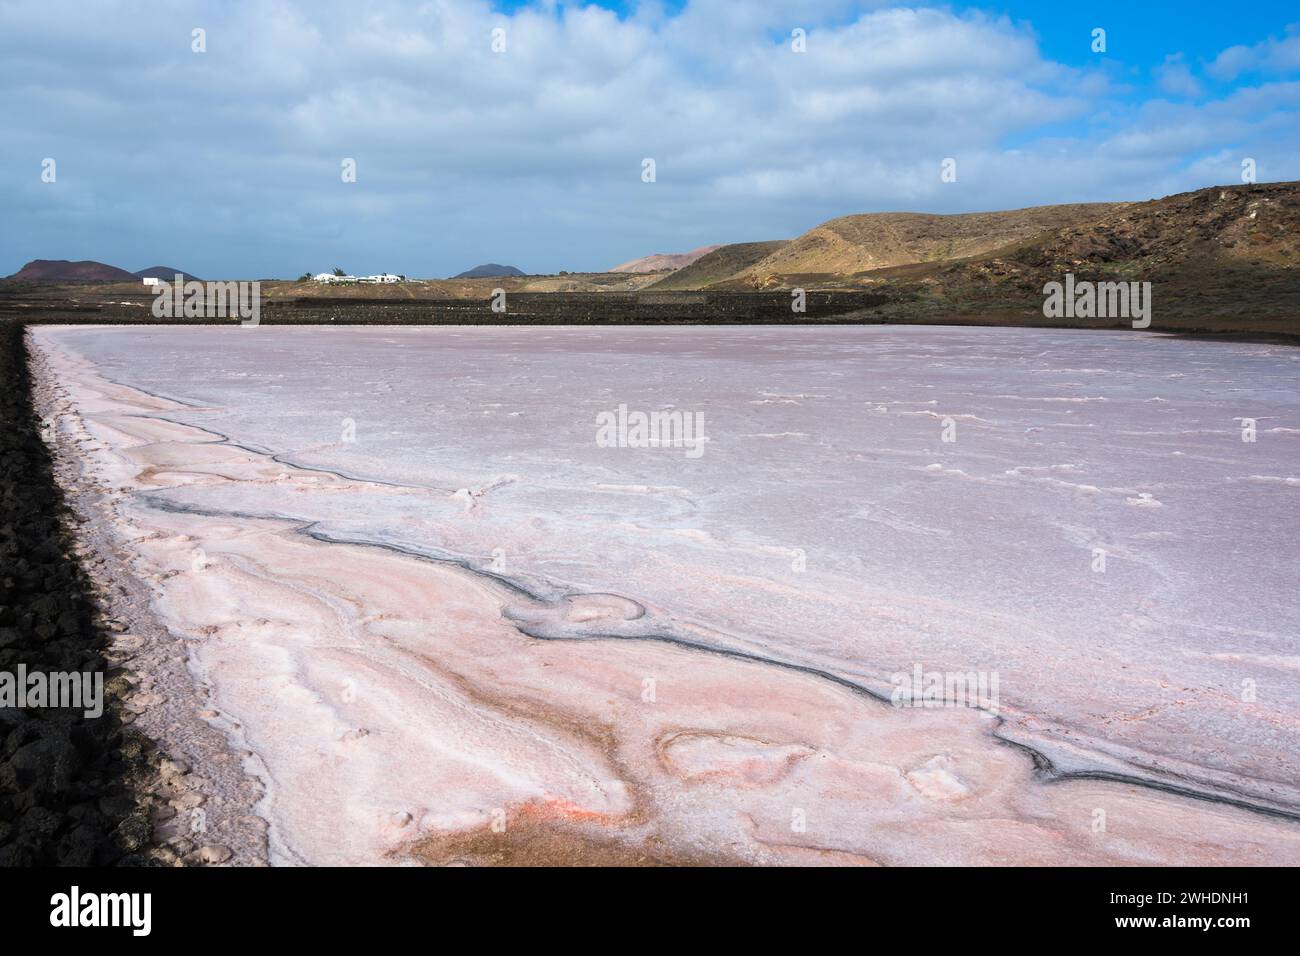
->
[{"left": 0, "top": 318, "right": 158, "bottom": 866}]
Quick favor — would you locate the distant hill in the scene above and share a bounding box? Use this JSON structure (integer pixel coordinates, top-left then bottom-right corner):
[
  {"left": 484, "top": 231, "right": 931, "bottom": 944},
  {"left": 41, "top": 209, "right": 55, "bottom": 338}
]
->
[
  {"left": 610, "top": 245, "right": 722, "bottom": 274},
  {"left": 7, "top": 259, "right": 137, "bottom": 282},
  {"left": 135, "top": 266, "right": 200, "bottom": 282},
  {"left": 717, "top": 204, "right": 1122, "bottom": 288},
  {"left": 453, "top": 263, "right": 525, "bottom": 279},
  {"left": 646, "top": 241, "right": 790, "bottom": 290}
]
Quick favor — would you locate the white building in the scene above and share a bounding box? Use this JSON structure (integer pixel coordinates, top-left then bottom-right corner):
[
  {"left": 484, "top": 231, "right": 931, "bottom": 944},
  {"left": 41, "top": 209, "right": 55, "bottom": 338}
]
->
[
  {"left": 142, "top": 276, "right": 161, "bottom": 287},
  {"left": 312, "top": 273, "right": 405, "bottom": 284}
]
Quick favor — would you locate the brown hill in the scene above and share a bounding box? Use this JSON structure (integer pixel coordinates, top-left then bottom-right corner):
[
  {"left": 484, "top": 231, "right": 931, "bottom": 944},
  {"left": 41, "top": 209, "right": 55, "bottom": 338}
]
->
[
  {"left": 720, "top": 203, "right": 1122, "bottom": 288},
  {"left": 645, "top": 241, "right": 790, "bottom": 291},
  {"left": 610, "top": 245, "right": 722, "bottom": 273},
  {"left": 988, "top": 182, "right": 1298, "bottom": 275},
  {"left": 7, "top": 259, "right": 138, "bottom": 282},
  {"left": 854, "top": 181, "right": 1300, "bottom": 334}
]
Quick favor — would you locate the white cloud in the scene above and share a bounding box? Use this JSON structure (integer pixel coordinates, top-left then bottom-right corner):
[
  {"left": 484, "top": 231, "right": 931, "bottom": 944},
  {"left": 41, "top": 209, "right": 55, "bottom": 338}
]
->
[
  {"left": 0, "top": 1, "right": 1296, "bottom": 277},
  {"left": 1209, "top": 24, "right": 1300, "bottom": 80},
  {"left": 1155, "top": 54, "right": 1203, "bottom": 99}
]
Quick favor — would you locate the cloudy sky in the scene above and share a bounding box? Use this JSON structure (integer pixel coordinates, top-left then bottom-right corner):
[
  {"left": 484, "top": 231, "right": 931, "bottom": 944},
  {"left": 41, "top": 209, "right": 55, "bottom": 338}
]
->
[{"left": 2, "top": 0, "right": 1297, "bottom": 278}]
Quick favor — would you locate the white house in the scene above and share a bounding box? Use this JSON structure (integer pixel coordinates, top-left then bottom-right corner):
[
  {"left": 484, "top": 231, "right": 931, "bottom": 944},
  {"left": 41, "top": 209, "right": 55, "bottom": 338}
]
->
[
  {"left": 312, "top": 272, "right": 404, "bottom": 284},
  {"left": 142, "top": 276, "right": 161, "bottom": 287}
]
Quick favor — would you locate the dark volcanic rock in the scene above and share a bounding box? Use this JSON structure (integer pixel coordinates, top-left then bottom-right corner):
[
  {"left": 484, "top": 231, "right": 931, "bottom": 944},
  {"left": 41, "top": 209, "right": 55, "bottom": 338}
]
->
[
  {"left": 452, "top": 263, "right": 526, "bottom": 279},
  {"left": 0, "top": 315, "right": 157, "bottom": 865},
  {"left": 133, "top": 266, "right": 200, "bottom": 282}
]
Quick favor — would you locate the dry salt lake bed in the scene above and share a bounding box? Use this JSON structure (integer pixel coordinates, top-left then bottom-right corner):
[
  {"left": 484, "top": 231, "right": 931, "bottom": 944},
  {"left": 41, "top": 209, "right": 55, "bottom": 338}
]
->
[{"left": 28, "top": 323, "right": 1300, "bottom": 865}]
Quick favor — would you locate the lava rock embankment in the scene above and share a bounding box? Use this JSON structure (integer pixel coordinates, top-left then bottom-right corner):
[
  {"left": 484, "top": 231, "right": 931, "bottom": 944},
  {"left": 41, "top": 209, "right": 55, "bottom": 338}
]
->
[{"left": 0, "top": 318, "right": 157, "bottom": 865}]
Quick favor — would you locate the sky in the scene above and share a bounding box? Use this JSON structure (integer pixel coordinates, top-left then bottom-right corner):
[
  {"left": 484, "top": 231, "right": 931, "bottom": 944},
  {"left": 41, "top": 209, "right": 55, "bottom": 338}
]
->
[{"left": 1, "top": 0, "right": 1298, "bottom": 279}]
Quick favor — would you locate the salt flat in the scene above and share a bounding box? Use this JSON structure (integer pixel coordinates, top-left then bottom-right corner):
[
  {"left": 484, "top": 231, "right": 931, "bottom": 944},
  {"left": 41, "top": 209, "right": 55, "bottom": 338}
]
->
[{"left": 31, "top": 324, "right": 1300, "bottom": 865}]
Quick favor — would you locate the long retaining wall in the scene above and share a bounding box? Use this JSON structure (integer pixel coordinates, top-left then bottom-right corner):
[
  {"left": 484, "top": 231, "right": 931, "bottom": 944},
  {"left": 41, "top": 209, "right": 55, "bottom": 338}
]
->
[
  {"left": 0, "top": 288, "right": 890, "bottom": 326},
  {"left": 265, "top": 290, "right": 888, "bottom": 324}
]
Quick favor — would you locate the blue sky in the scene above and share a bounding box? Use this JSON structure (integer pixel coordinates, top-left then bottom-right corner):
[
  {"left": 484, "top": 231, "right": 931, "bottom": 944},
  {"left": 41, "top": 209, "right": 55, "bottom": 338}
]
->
[
  {"left": 495, "top": 0, "right": 1293, "bottom": 70},
  {"left": 1, "top": 0, "right": 1297, "bottom": 278}
]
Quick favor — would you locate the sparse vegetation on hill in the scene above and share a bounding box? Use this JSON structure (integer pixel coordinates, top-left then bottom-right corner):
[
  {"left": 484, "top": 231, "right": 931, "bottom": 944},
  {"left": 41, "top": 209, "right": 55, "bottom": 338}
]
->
[
  {"left": 715, "top": 203, "right": 1121, "bottom": 289},
  {"left": 645, "top": 241, "right": 789, "bottom": 291},
  {"left": 863, "top": 182, "right": 1300, "bottom": 332},
  {"left": 998, "top": 182, "right": 1299, "bottom": 275}
]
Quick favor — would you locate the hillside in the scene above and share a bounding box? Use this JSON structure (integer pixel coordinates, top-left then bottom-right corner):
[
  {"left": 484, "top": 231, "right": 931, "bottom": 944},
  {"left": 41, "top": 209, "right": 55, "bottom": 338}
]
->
[
  {"left": 611, "top": 245, "right": 722, "bottom": 273},
  {"left": 7, "top": 259, "right": 137, "bottom": 282},
  {"left": 635, "top": 182, "right": 1300, "bottom": 335},
  {"left": 993, "top": 182, "right": 1298, "bottom": 275},
  {"left": 852, "top": 182, "right": 1300, "bottom": 333},
  {"left": 718, "top": 203, "right": 1121, "bottom": 288},
  {"left": 646, "top": 241, "right": 790, "bottom": 291}
]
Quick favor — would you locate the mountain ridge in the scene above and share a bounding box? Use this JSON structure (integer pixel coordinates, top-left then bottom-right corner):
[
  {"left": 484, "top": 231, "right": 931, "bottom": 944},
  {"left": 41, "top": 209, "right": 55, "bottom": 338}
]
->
[{"left": 611, "top": 245, "right": 723, "bottom": 273}]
